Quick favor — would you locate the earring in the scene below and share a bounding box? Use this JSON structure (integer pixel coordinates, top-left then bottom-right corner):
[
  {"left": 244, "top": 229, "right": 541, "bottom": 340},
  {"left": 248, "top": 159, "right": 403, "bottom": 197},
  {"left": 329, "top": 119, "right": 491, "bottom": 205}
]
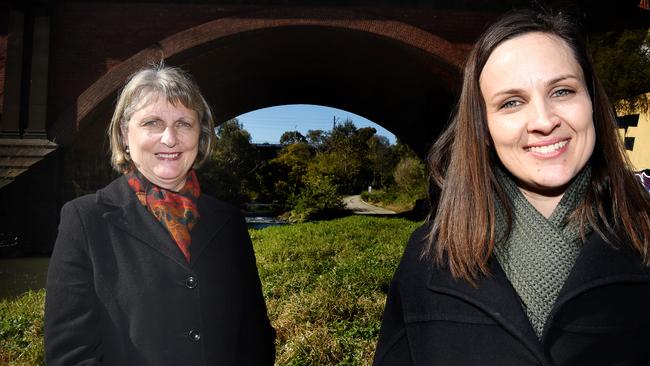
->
[{"left": 125, "top": 146, "right": 130, "bottom": 154}]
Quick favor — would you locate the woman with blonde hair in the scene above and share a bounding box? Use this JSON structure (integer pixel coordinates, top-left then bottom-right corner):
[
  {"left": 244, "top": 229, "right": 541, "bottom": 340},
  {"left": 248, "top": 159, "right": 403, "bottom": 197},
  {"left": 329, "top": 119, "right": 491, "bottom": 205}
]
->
[{"left": 45, "top": 64, "right": 275, "bottom": 365}]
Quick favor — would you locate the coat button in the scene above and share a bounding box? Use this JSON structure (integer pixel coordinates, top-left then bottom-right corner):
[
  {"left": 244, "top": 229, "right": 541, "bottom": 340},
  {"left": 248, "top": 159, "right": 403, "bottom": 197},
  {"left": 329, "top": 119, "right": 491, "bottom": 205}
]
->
[
  {"left": 185, "top": 276, "right": 198, "bottom": 289},
  {"left": 189, "top": 329, "right": 201, "bottom": 342}
]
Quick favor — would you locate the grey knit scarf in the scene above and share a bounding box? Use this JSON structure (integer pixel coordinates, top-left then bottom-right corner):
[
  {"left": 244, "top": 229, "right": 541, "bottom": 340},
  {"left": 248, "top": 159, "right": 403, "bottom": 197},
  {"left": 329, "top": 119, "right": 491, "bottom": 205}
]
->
[{"left": 493, "top": 165, "right": 591, "bottom": 339}]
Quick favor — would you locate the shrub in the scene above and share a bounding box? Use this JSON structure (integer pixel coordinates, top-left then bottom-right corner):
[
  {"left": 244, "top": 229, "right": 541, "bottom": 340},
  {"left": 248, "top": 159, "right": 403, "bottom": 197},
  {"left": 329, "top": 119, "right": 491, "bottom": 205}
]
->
[
  {"left": 393, "top": 157, "right": 426, "bottom": 196},
  {"left": 360, "top": 190, "right": 396, "bottom": 205},
  {"left": 289, "top": 176, "right": 346, "bottom": 222}
]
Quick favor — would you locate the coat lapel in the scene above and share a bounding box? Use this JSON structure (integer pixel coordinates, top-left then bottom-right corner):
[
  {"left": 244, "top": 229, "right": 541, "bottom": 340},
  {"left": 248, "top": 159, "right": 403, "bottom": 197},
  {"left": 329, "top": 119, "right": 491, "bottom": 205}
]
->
[
  {"left": 427, "top": 258, "right": 548, "bottom": 364},
  {"left": 427, "top": 231, "right": 650, "bottom": 364},
  {"left": 188, "top": 195, "right": 234, "bottom": 265},
  {"left": 544, "top": 231, "right": 650, "bottom": 338},
  {"left": 97, "top": 175, "right": 190, "bottom": 268}
]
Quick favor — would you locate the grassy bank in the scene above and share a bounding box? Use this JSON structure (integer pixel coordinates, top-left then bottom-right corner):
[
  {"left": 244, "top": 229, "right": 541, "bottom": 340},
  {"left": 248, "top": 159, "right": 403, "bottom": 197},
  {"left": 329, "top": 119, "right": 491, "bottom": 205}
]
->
[
  {"left": 0, "top": 289, "right": 45, "bottom": 366},
  {"left": 360, "top": 189, "right": 424, "bottom": 213},
  {"left": 253, "top": 215, "right": 420, "bottom": 365},
  {"left": 0, "top": 216, "right": 420, "bottom": 365}
]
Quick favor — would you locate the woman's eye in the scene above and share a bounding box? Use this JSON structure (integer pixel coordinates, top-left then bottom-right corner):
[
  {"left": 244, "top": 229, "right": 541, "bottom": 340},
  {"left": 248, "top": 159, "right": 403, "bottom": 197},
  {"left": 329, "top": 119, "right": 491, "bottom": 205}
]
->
[
  {"left": 553, "top": 89, "right": 573, "bottom": 97},
  {"left": 501, "top": 100, "right": 522, "bottom": 109},
  {"left": 142, "top": 120, "right": 159, "bottom": 127}
]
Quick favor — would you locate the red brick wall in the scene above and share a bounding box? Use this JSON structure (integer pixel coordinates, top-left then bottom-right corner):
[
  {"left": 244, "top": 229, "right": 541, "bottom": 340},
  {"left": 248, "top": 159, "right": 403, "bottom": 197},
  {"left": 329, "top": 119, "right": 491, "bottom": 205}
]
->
[
  {"left": 1, "top": 3, "right": 497, "bottom": 143},
  {"left": 49, "top": 2, "right": 254, "bottom": 122}
]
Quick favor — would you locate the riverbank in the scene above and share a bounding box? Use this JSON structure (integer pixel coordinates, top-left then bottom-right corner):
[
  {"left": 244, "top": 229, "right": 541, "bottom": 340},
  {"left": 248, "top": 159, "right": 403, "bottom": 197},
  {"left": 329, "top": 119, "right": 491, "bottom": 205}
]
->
[{"left": 0, "top": 215, "right": 421, "bottom": 365}]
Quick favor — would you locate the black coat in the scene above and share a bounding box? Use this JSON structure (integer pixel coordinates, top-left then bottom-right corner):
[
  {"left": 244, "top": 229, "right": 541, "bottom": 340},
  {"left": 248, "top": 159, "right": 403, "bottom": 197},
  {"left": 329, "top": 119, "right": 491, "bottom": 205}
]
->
[
  {"left": 45, "top": 175, "right": 275, "bottom": 366},
  {"left": 374, "top": 224, "right": 650, "bottom": 366}
]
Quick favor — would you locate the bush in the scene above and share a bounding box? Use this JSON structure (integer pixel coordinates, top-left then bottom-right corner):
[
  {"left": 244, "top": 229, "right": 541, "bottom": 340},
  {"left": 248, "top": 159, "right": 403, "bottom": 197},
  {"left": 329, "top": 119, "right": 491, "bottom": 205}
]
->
[
  {"left": 289, "top": 176, "right": 346, "bottom": 222},
  {"left": 360, "top": 190, "right": 397, "bottom": 205},
  {"left": 393, "top": 157, "right": 426, "bottom": 197}
]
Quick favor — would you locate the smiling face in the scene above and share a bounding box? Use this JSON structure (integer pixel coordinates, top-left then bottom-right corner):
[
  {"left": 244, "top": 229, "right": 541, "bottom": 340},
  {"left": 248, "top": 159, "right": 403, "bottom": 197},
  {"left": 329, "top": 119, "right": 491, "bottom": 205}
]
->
[
  {"left": 480, "top": 32, "right": 596, "bottom": 200},
  {"left": 123, "top": 95, "right": 200, "bottom": 191}
]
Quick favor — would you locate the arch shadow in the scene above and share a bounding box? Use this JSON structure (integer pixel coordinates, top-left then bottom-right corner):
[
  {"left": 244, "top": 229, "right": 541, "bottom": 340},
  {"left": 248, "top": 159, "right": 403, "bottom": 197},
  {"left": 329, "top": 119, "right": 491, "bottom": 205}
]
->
[{"left": 70, "top": 8, "right": 466, "bottom": 157}]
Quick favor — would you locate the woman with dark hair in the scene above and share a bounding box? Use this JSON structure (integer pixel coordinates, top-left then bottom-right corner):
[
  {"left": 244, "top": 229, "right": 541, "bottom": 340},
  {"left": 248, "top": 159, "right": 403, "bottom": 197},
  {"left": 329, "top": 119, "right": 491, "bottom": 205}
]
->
[
  {"left": 45, "top": 64, "right": 275, "bottom": 365},
  {"left": 374, "top": 9, "right": 650, "bottom": 366}
]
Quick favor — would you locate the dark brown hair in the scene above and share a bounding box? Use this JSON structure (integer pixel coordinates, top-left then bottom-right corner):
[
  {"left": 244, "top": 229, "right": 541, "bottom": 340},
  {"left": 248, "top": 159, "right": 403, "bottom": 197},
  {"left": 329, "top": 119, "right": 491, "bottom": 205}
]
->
[{"left": 426, "top": 9, "right": 650, "bottom": 284}]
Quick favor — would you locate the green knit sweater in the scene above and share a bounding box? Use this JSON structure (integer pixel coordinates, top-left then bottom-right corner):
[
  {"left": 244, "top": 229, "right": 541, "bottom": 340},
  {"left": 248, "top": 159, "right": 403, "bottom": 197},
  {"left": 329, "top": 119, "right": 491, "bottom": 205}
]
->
[{"left": 493, "top": 166, "right": 591, "bottom": 339}]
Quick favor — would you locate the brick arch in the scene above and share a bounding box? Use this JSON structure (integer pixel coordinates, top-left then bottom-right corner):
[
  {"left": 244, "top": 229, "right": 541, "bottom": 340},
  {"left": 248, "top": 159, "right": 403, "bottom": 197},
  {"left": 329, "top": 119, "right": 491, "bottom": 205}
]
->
[{"left": 74, "top": 8, "right": 467, "bottom": 156}]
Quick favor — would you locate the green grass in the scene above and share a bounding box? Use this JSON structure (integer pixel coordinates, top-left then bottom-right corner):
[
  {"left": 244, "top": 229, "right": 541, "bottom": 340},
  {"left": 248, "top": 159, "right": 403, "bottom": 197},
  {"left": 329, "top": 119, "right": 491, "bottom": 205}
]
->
[
  {"left": 0, "top": 216, "right": 420, "bottom": 365},
  {"left": 253, "top": 215, "right": 420, "bottom": 365},
  {"left": 0, "top": 289, "right": 45, "bottom": 366}
]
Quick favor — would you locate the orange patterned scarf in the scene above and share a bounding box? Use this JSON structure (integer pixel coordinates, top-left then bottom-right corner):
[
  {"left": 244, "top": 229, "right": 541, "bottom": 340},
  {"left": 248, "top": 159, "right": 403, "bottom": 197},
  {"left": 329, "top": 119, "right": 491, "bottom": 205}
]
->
[{"left": 126, "top": 169, "right": 201, "bottom": 262}]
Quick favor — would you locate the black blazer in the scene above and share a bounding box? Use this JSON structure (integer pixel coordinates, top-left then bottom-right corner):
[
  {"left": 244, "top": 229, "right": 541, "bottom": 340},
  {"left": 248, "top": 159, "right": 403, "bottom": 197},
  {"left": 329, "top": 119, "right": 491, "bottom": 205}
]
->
[
  {"left": 374, "top": 224, "right": 650, "bottom": 366},
  {"left": 45, "top": 175, "right": 275, "bottom": 366}
]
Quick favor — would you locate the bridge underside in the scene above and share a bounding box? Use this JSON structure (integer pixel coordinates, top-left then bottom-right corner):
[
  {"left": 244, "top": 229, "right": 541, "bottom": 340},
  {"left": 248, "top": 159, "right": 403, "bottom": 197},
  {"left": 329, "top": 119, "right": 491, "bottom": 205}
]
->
[
  {"left": 73, "top": 23, "right": 463, "bottom": 159},
  {"left": 1, "top": 2, "right": 648, "bottom": 256}
]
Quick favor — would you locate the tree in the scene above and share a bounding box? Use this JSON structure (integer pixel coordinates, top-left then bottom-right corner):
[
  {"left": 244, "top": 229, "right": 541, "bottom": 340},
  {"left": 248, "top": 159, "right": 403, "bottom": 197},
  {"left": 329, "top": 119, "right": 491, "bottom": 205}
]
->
[
  {"left": 393, "top": 156, "right": 427, "bottom": 198},
  {"left": 262, "top": 141, "right": 314, "bottom": 209},
  {"left": 279, "top": 130, "right": 307, "bottom": 146},
  {"left": 306, "top": 129, "right": 326, "bottom": 150},
  {"left": 324, "top": 119, "right": 357, "bottom": 152},
  {"left": 367, "top": 135, "right": 398, "bottom": 188},
  {"left": 590, "top": 29, "right": 650, "bottom": 113},
  {"left": 273, "top": 143, "right": 312, "bottom": 187},
  {"left": 198, "top": 118, "right": 259, "bottom": 205},
  {"left": 307, "top": 119, "right": 377, "bottom": 194}
]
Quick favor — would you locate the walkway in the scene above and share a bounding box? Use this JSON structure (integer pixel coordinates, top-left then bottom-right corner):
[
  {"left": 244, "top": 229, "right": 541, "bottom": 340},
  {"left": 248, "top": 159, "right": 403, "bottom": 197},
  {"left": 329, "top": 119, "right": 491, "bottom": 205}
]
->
[{"left": 342, "top": 195, "right": 397, "bottom": 215}]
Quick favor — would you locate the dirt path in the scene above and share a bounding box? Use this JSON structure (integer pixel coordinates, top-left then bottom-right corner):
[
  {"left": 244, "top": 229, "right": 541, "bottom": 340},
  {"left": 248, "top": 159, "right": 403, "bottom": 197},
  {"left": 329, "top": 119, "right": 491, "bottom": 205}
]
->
[{"left": 342, "top": 195, "right": 396, "bottom": 215}]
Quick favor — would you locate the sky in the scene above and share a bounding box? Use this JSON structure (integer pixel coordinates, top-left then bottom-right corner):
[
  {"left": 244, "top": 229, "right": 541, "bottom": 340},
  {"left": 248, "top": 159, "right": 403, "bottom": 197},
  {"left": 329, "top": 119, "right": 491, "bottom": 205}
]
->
[{"left": 236, "top": 104, "right": 397, "bottom": 145}]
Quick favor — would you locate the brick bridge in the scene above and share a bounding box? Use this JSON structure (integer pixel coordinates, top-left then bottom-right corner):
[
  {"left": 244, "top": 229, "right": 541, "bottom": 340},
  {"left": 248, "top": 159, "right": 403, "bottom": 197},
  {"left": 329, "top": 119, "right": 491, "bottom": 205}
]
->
[{"left": 0, "top": 0, "right": 647, "bottom": 254}]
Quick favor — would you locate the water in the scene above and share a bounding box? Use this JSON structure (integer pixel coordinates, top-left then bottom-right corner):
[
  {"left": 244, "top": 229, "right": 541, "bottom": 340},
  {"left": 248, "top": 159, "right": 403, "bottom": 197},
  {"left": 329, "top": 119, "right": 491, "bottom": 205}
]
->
[
  {"left": 0, "top": 257, "right": 49, "bottom": 300},
  {"left": 246, "top": 216, "right": 289, "bottom": 230},
  {"left": 0, "top": 219, "right": 287, "bottom": 300}
]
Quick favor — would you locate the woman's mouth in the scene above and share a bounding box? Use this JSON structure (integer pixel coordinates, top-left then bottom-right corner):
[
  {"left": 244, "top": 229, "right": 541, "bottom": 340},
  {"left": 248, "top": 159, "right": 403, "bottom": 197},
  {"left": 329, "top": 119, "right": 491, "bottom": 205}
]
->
[
  {"left": 525, "top": 139, "right": 569, "bottom": 155},
  {"left": 156, "top": 152, "right": 180, "bottom": 160}
]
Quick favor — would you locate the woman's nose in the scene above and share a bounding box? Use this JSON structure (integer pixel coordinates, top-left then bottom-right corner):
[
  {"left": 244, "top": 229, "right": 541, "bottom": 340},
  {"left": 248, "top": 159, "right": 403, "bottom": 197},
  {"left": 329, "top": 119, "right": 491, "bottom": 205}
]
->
[
  {"left": 528, "top": 99, "right": 560, "bottom": 134},
  {"left": 160, "top": 126, "right": 178, "bottom": 147}
]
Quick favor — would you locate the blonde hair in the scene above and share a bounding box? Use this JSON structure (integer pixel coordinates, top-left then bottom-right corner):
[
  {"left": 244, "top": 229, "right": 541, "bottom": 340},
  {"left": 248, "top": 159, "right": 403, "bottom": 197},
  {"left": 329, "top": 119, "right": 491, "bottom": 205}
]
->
[{"left": 108, "top": 63, "right": 215, "bottom": 173}]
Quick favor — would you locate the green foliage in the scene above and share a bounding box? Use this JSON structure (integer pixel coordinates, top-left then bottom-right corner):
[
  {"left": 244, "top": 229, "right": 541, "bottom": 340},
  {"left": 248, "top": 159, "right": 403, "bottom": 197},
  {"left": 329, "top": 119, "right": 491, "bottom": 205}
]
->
[
  {"left": 361, "top": 189, "right": 394, "bottom": 204},
  {"left": 307, "top": 151, "right": 364, "bottom": 195},
  {"left": 198, "top": 118, "right": 259, "bottom": 205},
  {"left": 367, "top": 135, "right": 397, "bottom": 188},
  {"left": 271, "top": 119, "right": 406, "bottom": 218},
  {"left": 197, "top": 117, "right": 425, "bottom": 221},
  {"left": 393, "top": 156, "right": 427, "bottom": 197},
  {"left": 0, "top": 289, "right": 45, "bottom": 366},
  {"left": 361, "top": 187, "right": 426, "bottom": 214},
  {"left": 270, "top": 142, "right": 315, "bottom": 209},
  {"left": 274, "top": 143, "right": 313, "bottom": 185},
  {"left": 252, "top": 215, "right": 421, "bottom": 365},
  {"left": 590, "top": 29, "right": 650, "bottom": 112},
  {"left": 361, "top": 143, "right": 428, "bottom": 212},
  {"left": 289, "top": 176, "right": 346, "bottom": 222},
  {"left": 306, "top": 120, "right": 380, "bottom": 195},
  {"left": 280, "top": 131, "right": 307, "bottom": 146},
  {"left": 307, "top": 129, "right": 327, "bottom": 150}
]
